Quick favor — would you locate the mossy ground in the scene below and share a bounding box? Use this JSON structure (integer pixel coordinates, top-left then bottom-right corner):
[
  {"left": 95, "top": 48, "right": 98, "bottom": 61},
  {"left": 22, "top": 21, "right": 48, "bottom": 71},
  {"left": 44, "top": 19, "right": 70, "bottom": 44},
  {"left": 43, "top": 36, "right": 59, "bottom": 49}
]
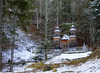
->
[{"left": 28, "top": 62, "right": 45, "bottom": 70}]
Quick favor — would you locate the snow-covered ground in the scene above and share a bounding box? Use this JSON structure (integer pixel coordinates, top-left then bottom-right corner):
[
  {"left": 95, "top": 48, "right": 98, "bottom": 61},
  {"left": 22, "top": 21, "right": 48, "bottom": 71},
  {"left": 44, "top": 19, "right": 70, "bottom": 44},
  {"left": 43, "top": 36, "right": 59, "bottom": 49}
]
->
[
  {"left": 2, "top": 29, "right": 37, "bottom": 63},
  {"left": 45, "top": 51, "right": 92, "bottom": 64},
  {"left": 38, "top": 58, "right": 100, "bottom": 73},
  {"left": 12, "top": 51, "right": 94, "bottom": 73}
]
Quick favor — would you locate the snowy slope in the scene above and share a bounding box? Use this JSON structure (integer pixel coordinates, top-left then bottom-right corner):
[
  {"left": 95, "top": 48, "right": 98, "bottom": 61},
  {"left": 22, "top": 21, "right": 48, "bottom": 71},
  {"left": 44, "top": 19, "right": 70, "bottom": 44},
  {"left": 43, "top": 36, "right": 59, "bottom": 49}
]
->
[
  {"left": 13, "top": 51, "right": 94, "bottom": 73},
  {"left": 37, "top": 59, "right": 100, "bottom": 73},
  {"left": 13, "top": 51, "right": 100, "bottom": 73},
  {"left": 45, "top": 51, "right": 92, "bottom": 64},
  {"left": 2, "top": 29, "right": 36, "bottom": 63}
]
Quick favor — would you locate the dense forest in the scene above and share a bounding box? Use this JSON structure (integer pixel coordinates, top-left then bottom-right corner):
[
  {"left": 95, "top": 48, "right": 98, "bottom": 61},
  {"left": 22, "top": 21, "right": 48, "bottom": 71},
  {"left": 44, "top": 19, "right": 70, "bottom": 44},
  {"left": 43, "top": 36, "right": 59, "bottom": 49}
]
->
[
  {"left": 31, "top": 0, "right": 100, "bottom": 48},
  {"left": 0, "top": 0, "right": 100, "bottom": 72}
]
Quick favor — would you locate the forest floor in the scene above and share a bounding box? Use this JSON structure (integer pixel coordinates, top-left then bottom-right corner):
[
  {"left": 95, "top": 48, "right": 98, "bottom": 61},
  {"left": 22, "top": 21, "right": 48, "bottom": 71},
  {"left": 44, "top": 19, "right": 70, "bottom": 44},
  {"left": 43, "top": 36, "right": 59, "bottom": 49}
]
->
[
  {"left": 11, "top": 49, "right": 100, "bottom": 73},
  {"left": 12, "top": 51, "right": 93, "bottom": 73}
]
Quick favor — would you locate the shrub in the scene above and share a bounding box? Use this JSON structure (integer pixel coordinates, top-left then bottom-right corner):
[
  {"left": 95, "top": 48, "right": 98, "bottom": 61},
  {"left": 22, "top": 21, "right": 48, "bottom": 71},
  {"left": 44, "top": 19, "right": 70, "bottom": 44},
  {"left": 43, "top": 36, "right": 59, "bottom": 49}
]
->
[
  {"left": 22, "top": 62, "right": 26, "bottom": 65},
  {"left": 53, "top": 69, "right": 57, "bottom": 72},
  {"left": 43, "top": 65, "right": 53, "bottom": 72},
  {"left": 2, "top": 63, "right": 4, "bottom": 65},
  {"left": 65, "top": 58, "right": 71, "bottom": 61},
  {"left": 8, "top": 59, "right": 11, "bottom": 64}
]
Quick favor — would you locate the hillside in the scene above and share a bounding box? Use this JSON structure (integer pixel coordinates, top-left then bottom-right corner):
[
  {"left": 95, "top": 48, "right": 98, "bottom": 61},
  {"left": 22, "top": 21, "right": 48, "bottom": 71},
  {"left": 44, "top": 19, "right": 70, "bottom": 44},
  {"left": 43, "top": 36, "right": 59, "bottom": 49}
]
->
[{"left": 2, "top": 28, "right": 37, "bottom": 63}]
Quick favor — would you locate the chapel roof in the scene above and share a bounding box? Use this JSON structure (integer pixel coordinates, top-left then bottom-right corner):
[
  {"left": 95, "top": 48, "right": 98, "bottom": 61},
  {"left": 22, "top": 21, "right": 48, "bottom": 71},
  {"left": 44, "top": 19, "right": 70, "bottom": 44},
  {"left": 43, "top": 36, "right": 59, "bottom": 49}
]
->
[{"left": 61, "top": 34, "right": 70, "bottom": 40}]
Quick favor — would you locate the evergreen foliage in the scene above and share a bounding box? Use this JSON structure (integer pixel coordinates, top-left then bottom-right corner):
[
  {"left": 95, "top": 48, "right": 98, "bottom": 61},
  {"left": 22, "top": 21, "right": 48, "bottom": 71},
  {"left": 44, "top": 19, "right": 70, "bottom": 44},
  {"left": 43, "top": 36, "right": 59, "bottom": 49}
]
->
[
  {"left": 3, "top": 0, "right": 35, "bottom": 32},
  {"left": 38, "top": 39, "right": 53, "bottom": 61},
  {"left": 59, "top": 23, "right": 76, "bottom": 35}
]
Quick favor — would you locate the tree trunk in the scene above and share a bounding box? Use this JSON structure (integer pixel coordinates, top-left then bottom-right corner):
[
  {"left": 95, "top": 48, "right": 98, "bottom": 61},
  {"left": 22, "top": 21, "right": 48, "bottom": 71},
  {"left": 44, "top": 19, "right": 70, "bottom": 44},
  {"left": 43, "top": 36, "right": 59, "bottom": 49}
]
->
[
  {"left": 36, "top": 9, "right": 39, "bottom": 29},
  {"left": 57, "top": 0, "right": 59, "bottom": 26},
  {"left": 45, "top": 49, "right": 47, "bottom": 61},
  {"left": 36, "top": 1, "right": 39, "bottom": 29},
  {"left": 39, "top": 0, "right": 42, "bottom": 27},
  {"left": 45, "top": 0, "right": 48, "bottom": 40},
  {"left": 0, "top": 0, "right": 3, "bottom": 71},
  {"left": 59, "top": 0, "right": 63, "bottom": 24},
  {"left": 10, "top": 17, "right": 15, "bottom": 72},
  {"left": 90, "top": 23, "right": 92, "bottom": 48}
]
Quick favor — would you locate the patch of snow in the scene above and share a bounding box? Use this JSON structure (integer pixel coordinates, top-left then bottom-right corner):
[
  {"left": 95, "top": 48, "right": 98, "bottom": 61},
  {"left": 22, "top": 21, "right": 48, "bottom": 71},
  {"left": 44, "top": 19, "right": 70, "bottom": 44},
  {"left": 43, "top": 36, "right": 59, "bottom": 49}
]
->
[
  {"left": 95, "top": 8, "right": 99, "bottom": 11},
  {"left": 45, "top": 51, "right": 92, "bottom": 64},
  {"left": 69, "top": 35, "right": 76, "bottom": 37},
  {"left": 82, "top": 43, "right": 88, "bottom": 51},
  {"left": 12, "top": 62, "right": 35, "bottom": 72},
  {"left": 9, "top": 9, "right": 12, "bottom": 11},
  {"left": 53, "top": 36, "right": 61, "bottom": 38}
]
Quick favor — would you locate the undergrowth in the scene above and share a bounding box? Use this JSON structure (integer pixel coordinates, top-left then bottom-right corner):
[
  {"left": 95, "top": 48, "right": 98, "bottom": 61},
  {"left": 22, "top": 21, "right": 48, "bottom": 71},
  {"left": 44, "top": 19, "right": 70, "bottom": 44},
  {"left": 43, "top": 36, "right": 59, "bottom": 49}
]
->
[{"left": 28, "top": 62, "right": 45, "bottom": 70}]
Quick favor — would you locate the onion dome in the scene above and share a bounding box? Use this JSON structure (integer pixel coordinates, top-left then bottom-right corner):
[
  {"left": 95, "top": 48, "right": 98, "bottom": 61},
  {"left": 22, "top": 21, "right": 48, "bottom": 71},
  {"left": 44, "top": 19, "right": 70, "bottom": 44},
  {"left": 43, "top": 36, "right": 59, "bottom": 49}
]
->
[
  {"left": 54, "top": 26, "right": 61, "bottom": 32},
  {"left": 70, "top": 25, "right": 76, "bottom": 31}
]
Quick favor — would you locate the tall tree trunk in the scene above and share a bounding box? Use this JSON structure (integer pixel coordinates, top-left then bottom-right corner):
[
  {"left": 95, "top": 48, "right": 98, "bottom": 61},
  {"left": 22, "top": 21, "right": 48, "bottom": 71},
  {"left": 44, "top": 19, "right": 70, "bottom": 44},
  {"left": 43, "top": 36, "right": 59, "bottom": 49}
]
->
[
  {"left": 39, "top": 0, "right": 42, "bottom": 26},
  {"left": 57, "top": 0, "right": 59, "bottom": 26},
  {"left": 44, "top": 0, "right": 48, "bottom": 61},
  {"left": 59, "top": 0, "right": 62, "bottom": 24},
  {"left": 0, "top": 0, "right": 3, "bottom": 71},
  {"left": 35, "top": 0, "right": 39, "bottom": 29},
  {"left": 45, "top": 0, "right": 48, "bottom": 40},
  {"left": 36, "top": 9, "right": 39, "bottom": 29},
  {"left": 93, "top": 27, "right": 96, "bottom": 48},
  {"left": 71, "top": 0, "right": 75, "bottom": 23},
  {"left": 10, "top": 17, "right": 15, "bottom": 72},
  {"left": 90, "top": 22, "right": 92, "bottom": 48}
]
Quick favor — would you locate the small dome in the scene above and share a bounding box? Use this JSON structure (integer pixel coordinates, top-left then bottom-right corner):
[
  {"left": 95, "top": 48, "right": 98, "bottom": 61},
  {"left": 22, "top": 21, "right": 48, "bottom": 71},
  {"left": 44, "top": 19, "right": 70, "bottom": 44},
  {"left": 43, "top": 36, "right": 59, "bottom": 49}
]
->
[
  {"left": 70, "top": 28, "right": 76, "bottom": 31},
  {"left": 54, "top": 26, "right": 61, "bottom": 32},
  {"left": 56, "top": 26, "right": 59, "bottom": 29},
  {"left": 72, "top": 25, "right": 75, "bottom": 28},
  {"left": 70, "top": 25, "right": 76, "bottom": 31},
  {"left": 62, "top": 34, "right": 70, "bottom": 40}
]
